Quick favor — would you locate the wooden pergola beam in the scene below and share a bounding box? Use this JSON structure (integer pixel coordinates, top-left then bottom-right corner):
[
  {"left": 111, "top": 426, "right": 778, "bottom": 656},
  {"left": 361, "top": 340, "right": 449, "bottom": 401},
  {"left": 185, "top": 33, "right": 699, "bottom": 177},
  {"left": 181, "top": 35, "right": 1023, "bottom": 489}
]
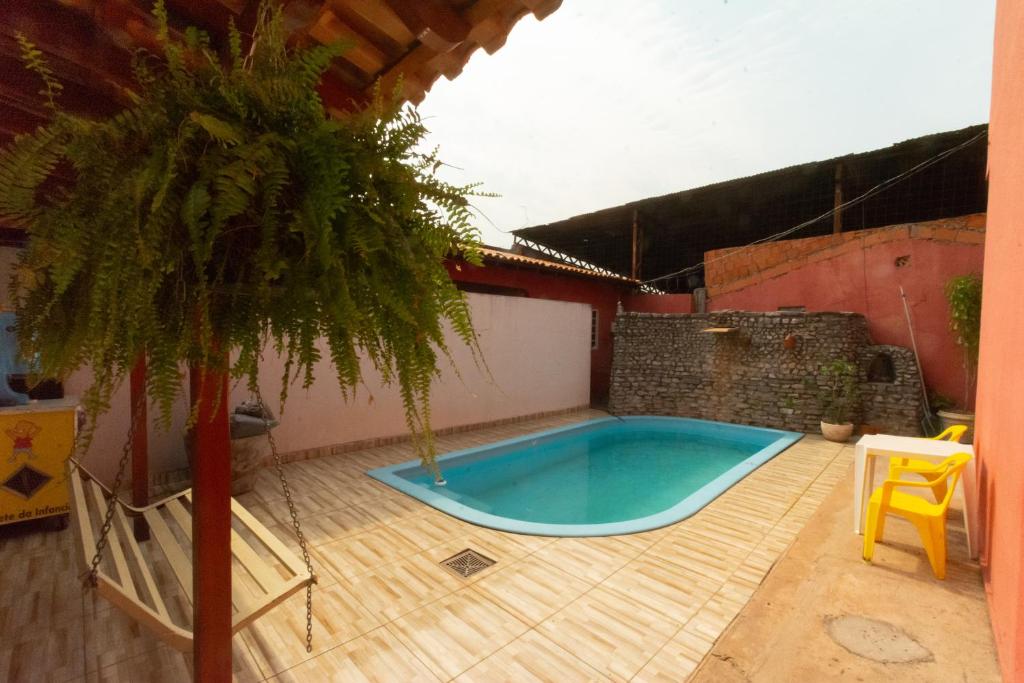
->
[{"left": 382, "top": 0, "right": 471, "bottom": 51}]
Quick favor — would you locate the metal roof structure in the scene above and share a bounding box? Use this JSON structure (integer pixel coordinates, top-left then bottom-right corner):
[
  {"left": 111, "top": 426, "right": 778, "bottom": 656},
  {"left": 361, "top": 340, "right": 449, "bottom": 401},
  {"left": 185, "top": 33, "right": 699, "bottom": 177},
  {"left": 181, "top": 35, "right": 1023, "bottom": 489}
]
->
[{"left": 513, "top": 124, "right": 989, "bottom": 292}]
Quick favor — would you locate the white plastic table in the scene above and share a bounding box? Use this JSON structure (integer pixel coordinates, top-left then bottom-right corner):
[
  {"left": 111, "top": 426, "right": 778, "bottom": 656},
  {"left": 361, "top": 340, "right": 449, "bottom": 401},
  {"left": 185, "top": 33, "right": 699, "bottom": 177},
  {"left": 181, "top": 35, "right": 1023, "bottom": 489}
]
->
[{"left": 853, "top": 434, "right": 977, "bottom": 559}]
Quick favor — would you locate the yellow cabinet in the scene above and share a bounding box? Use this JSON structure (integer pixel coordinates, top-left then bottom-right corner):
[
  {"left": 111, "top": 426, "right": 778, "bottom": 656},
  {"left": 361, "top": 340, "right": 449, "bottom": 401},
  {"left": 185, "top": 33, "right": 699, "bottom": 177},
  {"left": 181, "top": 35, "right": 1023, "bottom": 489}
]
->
[{"left": 0, "top": 398, "right": 78, "bottom": 526}]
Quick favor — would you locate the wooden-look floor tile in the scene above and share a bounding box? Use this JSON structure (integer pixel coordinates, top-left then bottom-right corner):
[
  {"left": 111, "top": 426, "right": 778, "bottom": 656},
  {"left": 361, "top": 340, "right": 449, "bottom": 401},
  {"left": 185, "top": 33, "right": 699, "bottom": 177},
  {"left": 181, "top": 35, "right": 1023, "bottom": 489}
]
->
[
  {"left": 601, "top": 555, "right": 720, "bottom": 622},
  {"left": 386, "top": 588, "right": 529, "bottom": 680},
  {"left": 473, "top": 556, "right": 591, "bottom": 625},
  {"left": 290, "top": 505, "right": 380, "bottom": 546},
  {"left": 385, "top": 509, "right": 470, "bottom": 551},
  {"left": 0, "top": 603, "right": 215, "bottom": 682},
  {"left": 355, "top": 495, "right": 428, "bottom": 525},
  {"left": 471, "top": 526, "right": 549, "bottom": 556},
  {"left": 277, "top": 486, "right": 353, "bottom": 520},
  {"left": 315, "top": 526, "right": 419, "bottom": 580},
  {"left": 76, "top": 639, "right": 261, "bottom": 683},
  {"left": 536, "top": 586, "right": 681, "bottom": 682},
  {"left": 684, "top": 510, "right": 771, "bottom": 552},
  {"left": 0, "top": 410, "right": 856, "bottom": 682},
  {"left": 339, "top": 553, "right": 463, "bottom": 623},
  {"left": 455, "top": 630, "right": 610, "bottom": 682},
  {"left": 647, "top": 530, "right": 745, "bottom": 583},
  {"left": 241, "top": 581, "right": 381, "bottom": 676},
  {"left": 683, "top": 592, "right": 747, "bottom": 642},
  {"left": 610, "top": 525, "right": 671, "bottom": 552},
  {"left": 340, "top": 478, "right": 403, "bottom": 506},
  {"left": 531, "top": 536, "right": 637, "bottom": 584},
  {"left": 273, "top": 626, "right": 439, "bottom": 683},
  {"left": 633, "top": 624, "right": 716, "bottom": 683},
  {"left": 0, "top": 533, "right": 88, "bottom": 638}
]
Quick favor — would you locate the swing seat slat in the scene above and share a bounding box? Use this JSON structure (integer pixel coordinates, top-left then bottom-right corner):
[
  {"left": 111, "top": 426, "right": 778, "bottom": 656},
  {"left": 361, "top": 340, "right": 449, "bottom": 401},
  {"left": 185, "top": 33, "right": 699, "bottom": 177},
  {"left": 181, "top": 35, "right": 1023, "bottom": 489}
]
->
[{"left": 68, "top": 461, "right": 314, "bottom": 653}]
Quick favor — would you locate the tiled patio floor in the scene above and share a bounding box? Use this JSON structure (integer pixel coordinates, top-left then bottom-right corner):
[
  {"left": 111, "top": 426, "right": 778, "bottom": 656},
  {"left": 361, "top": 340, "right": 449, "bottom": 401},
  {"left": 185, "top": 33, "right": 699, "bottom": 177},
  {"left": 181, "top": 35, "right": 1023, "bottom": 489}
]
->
[{"left": 0, "top": 410, "right": 852, "bottom": 682}]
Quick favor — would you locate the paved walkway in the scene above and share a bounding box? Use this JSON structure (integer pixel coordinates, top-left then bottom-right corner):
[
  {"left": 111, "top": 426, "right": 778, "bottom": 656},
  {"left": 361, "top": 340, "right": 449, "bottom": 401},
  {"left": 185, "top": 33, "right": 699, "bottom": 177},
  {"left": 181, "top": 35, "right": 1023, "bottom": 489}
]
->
[
  {"left": 691, "top": 453, "right": 1000, "bottom": 682},
  {"left": 1, "top": 410, "right": 852, "bottom": 681}
]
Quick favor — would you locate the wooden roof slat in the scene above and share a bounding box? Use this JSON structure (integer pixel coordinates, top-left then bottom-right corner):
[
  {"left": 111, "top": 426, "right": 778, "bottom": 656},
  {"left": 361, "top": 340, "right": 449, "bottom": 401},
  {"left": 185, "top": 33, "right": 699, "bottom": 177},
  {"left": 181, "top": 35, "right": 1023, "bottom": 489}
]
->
[
  {"left": 382, "top": 0, "right": 471, "bottom": 52},
  {"left": 0, "top": 0, "right": 564, "bottom": 147},
  {"left": 333, "top": 0, "right": 415, "bottom": 46},
  {"left": 309, "top": 9, "right": 388, "bottom": 75}
]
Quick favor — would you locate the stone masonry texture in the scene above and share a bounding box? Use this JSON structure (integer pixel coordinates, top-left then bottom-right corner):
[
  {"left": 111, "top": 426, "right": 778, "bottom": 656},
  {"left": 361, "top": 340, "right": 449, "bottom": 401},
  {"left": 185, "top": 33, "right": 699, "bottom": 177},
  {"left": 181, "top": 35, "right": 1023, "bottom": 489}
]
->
[{"left": 609, "top": 311, "right": 924, "bottom": 435}]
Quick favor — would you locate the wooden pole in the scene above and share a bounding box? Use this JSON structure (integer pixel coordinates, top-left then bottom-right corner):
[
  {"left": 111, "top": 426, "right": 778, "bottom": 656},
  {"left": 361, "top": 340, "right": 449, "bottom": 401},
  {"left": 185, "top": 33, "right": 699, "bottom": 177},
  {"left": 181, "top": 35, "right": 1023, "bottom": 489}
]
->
[
  {"left": 190, "top": 362, "right": 233, "bottom": 682},
  {"left": 833, "top": 162, "right": 844, "bottom": 235},
  {"left": 130, "top": 355, "right": 149, "bottom": 541},
  {"left": 631, "top": 209, "right": 640, "bottom": 280}
]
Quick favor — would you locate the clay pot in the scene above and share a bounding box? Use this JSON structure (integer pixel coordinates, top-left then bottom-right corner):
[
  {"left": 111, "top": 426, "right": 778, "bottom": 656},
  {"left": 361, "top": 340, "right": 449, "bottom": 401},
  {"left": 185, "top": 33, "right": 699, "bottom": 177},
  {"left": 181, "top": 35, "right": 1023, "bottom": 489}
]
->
[
  {"left": 820, "top": 421, "right": 854, "bottom": 442},
  {"left": 937, "top": 409, "right": 975, "bottom": 444}
]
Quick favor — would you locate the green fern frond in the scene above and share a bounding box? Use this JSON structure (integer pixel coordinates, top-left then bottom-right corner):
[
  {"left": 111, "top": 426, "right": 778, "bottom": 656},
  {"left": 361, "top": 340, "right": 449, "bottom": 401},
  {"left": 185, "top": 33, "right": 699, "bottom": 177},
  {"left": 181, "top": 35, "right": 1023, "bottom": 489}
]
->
[
  {"left": 0, "top": 0, "right": 485, "bottom": 474},
  {"left": 15, "top": 33, "right": 63, "bottom": 110}
]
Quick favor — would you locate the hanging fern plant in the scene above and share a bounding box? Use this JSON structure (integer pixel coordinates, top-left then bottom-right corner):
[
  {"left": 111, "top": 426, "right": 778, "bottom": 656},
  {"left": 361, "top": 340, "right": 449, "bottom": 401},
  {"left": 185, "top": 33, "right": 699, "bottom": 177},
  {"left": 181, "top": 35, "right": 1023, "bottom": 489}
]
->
[{"left": 0, "top": 1, "right": 482, "bottom": 474}]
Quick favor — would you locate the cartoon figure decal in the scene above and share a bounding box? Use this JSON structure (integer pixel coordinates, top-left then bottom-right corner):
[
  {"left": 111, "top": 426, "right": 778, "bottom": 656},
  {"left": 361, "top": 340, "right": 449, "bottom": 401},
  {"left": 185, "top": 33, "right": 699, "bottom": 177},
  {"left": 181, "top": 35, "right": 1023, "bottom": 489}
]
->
[{"left": 6, "top": 420, "right": 41, "bottom": 463}]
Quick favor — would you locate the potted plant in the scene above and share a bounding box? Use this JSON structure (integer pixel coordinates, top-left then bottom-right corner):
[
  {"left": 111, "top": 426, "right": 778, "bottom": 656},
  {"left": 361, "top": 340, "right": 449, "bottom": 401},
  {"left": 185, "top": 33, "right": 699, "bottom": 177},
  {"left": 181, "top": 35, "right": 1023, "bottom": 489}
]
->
[
  {"left": 0, "top": 1, "right": 481, "bottom": 479},
  {"left": 818, "top": 359, "right": 859, "bottom": 442},
  {"left": 940, "top": 274, "right": 983, "bottom": 441}
]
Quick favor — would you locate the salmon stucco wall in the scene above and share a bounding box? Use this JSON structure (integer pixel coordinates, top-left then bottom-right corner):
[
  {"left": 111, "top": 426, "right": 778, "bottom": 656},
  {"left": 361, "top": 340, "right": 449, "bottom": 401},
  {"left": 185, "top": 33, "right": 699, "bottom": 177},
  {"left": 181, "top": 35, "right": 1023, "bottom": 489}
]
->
[
  {"left": 975, "top": 0, "right": 1024, "bottom": 679},
  {"left": 706, "top": 218, "right": 985, "bottom": 405}
]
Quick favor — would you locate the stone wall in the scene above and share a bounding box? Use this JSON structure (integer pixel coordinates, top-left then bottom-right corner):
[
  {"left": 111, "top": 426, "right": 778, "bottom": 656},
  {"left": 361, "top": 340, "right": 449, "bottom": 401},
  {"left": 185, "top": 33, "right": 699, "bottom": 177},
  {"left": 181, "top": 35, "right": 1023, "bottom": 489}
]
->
[{"left": 609, "top": 311, "right": 924, "bottom": 434}]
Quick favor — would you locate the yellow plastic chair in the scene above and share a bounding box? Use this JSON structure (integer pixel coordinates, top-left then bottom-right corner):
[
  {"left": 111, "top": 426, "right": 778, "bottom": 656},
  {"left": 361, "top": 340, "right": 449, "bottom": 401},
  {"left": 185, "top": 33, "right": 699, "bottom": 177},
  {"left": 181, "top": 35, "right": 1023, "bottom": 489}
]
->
[
  {"left": 887, "top": 425, "right": 969, "bottom": 502},
  {"left": 862, "top": 453, "right": 972, "bottom": 579}
]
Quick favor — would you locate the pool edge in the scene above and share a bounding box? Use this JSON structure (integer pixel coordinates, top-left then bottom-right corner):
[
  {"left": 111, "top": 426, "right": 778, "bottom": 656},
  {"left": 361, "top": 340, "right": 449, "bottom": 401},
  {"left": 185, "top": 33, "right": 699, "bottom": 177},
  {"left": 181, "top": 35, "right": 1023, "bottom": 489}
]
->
[{"left": 367, "top": 417, "right": 804, "bottom": 537}]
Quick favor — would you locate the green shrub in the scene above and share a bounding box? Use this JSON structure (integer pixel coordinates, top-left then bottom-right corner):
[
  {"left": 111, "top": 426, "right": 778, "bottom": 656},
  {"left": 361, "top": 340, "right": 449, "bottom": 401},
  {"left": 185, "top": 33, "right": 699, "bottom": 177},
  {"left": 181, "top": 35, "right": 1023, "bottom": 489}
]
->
[{"left": 817, "top": 359, "right": 859, "bottom": 425}]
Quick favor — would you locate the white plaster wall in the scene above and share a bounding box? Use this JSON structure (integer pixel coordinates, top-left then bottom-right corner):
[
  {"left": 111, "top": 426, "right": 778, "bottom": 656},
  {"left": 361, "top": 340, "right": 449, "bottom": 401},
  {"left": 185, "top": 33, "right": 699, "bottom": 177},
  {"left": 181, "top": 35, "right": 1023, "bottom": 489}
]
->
[{"left": 63, "top": 293, "right": 591, "bottom": 481}]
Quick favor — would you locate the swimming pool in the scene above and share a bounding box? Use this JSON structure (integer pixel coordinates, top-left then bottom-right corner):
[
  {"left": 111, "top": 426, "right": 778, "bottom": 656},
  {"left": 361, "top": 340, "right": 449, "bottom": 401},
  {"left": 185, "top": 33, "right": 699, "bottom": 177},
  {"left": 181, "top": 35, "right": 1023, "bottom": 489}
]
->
[{"left": 368, "top": 416, "right": 802, "bottom": 536}]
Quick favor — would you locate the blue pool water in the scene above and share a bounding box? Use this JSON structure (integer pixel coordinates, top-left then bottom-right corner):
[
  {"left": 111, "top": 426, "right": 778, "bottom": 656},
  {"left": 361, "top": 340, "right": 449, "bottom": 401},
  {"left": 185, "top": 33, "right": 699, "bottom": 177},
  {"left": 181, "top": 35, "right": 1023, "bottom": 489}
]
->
[{"left": 368, "top": 417, "right": 802, "bottom": 536}]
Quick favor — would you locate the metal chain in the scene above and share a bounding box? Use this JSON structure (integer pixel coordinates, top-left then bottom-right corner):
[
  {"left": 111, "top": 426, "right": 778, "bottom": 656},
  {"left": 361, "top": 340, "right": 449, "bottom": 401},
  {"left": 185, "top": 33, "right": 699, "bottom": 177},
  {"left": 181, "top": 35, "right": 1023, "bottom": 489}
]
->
[
  {"left": 252, "top": 384, "right": 316, "bottom": 653},
  {"left": 81, "top": 382, "right": 316, "bottom": 653},
  {"left": 85, "top": 390, "right": 146, "bottom": 587}
]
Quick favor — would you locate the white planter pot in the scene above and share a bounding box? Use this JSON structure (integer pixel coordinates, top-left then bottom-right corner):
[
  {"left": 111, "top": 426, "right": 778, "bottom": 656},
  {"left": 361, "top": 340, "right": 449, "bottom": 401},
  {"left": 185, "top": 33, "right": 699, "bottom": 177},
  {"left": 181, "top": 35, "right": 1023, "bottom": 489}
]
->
[
  {"left": 937, "top": 409, "right": 975, "bottom": 444},
  {"left": 820, "top": 421, "right": 854, "bottom": 443}
]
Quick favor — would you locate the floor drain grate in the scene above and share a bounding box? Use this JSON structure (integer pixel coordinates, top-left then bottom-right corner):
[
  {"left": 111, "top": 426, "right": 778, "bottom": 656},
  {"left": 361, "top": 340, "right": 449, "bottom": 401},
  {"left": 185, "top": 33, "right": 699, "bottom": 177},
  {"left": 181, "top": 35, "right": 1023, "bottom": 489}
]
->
[{"left": 440, "top": 549, "right": 496, "bottom": 578}]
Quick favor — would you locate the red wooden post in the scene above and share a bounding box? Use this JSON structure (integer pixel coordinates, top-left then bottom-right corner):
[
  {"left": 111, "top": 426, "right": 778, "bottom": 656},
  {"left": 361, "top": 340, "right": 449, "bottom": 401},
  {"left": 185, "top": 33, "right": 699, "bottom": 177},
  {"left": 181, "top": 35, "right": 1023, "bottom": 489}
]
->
[
  {"left": 130, "top": 355, "right": 150, "bottom": 541},
  {"left": 190, "top": 363, "right": 233, "bottom": 682}
]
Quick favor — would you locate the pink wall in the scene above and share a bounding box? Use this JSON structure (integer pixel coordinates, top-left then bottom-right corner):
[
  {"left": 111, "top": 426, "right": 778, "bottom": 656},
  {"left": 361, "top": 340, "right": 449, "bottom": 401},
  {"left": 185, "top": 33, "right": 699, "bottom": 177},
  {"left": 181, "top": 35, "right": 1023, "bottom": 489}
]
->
[
  {"left": 622, "top": 293, "right": 693, "bottom": 314},
  {"left": 708, "top": 236, "right": 984, "bottom": 405},
  {"left": 67, "top": 293, "right": 592, "bottom": 482},
  {"left": 975, "top": 1, "right": 1024, "bottom": 678},
  {"left": 447, "top": 260, "right": 631, "bottom": 403}
]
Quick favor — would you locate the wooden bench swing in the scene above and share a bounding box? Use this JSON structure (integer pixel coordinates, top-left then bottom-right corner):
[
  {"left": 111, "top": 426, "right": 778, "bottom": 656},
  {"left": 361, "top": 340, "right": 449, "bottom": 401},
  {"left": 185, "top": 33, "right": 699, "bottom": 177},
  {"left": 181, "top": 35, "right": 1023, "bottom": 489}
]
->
[{"left": 66, "top": 377, "right": 316, "bottom": 653}]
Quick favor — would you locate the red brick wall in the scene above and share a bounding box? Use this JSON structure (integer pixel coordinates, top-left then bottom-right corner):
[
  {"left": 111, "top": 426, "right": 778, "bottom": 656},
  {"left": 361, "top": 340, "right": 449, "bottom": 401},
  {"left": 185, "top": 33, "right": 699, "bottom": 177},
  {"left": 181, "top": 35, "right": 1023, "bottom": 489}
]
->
[{"left": 705, "top": 216, "right": 986, "bottom": 403}]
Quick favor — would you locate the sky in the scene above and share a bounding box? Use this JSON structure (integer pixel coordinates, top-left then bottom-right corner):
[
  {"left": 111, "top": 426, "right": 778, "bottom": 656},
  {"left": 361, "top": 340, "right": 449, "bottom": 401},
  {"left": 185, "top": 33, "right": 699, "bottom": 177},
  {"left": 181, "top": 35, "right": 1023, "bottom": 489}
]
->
[{"left": 416, "top": 0, "right": 997, "bottom": 248}]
